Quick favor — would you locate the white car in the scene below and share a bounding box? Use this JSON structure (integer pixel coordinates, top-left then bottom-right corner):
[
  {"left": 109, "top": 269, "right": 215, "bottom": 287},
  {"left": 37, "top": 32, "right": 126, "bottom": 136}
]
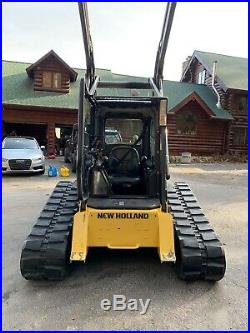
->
[{"left": 2, "top": 136, "right": 45, "bottom": 174}]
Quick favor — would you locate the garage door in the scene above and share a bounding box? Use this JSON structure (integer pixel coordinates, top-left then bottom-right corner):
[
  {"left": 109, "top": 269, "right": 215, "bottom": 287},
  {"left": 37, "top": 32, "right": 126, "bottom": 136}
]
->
[{"left": 4, "top": 122, "right": 47, "bottom": 147}]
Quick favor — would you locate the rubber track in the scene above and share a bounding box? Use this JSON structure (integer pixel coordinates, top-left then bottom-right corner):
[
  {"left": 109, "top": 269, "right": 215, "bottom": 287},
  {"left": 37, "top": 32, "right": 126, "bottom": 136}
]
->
[
  {"left": 20, "top": 181, "right": 79, "bottom": 280},
  {"left": 168, "top": 182, "right": 226, "bottom": 281}
]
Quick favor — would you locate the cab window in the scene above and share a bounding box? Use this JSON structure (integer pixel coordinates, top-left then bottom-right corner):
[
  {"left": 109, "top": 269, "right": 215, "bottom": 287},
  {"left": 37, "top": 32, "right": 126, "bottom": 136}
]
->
[{"left": 105, "top": 118, "right": 143, "bottom": 144}]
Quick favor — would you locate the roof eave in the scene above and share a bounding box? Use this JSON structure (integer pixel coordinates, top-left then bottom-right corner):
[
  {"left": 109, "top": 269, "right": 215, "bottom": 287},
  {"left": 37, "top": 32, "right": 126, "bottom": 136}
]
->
[
  {"left": 2, "top": 102, "right": 78, "bottom": 112},
  {"left": 168, "top": 91, "right": 214, "bottom": 116},
  {"left": 168, "top": 91, "right": 232, "bottom": 120},
  {"left": 226, "top": 87, "right": 248, "bottom": 93},
  {"left": 180, "top": 52, "right": 196, "bottom": 81}
]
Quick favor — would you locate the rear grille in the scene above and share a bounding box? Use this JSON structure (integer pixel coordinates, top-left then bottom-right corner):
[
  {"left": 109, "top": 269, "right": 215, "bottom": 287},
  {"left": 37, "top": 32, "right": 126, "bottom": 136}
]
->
[{"left": 9, "top": 159, "right": 32, "bottom": 170}]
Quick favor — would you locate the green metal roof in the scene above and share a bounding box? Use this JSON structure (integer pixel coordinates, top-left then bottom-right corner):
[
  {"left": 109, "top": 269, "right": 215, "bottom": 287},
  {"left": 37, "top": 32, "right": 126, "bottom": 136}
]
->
[
  {"left": 3, "top": 61, "right": 84, "bottom": 110},
  {"left": 2, "top": 60, "right": 232, "bottom": 120},
  {"left": 163, "top": 80, "right": 233, "bottom": 120},
  {"left": 194, "top": 50, "right": 248, "bottom": 91}
]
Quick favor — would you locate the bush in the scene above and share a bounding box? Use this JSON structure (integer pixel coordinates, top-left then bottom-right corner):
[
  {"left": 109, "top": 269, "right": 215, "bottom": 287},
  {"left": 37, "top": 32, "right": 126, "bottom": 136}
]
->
[{"left": 169, "top": 153, "right": 247, "bottom": 164}]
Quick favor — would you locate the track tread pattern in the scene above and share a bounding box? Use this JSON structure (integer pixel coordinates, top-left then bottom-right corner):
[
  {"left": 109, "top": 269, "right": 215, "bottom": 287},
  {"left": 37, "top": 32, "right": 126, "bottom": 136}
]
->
[
  {"left": 20, "top": 181, "right": 79, "bottom": 280},
  {"left": 168, "top": 182, "right": 226, "bottom": 281}
]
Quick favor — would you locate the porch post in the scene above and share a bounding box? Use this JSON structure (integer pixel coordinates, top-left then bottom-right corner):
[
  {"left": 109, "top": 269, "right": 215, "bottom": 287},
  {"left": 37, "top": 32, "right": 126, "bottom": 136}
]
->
[{"left": 47, "top": 122, "right": 55, "bottom": 156}]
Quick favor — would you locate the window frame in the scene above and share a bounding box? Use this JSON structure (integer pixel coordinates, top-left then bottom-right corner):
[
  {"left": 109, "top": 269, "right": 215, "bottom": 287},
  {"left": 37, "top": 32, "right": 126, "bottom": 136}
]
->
[
  {"left": 176, "top": 111, "right": 198, "bottom": 136},
  {"left": 42, "top": 71, "right": 62, "bottom": 90},
  {"left": 53, "top": 72, "right": 62, "bottom": 89},
  {"left": 198, "top": 69, "right": 206, "bottom": 84},
  {"left": 42, "top": 71, "right": 52, "bottom": 88},
  {"left": 232, "top": 127, "right": 248, "bottom": 146},
  {"left": 238, "top": 96, "right": 248, "bottom": 113}
]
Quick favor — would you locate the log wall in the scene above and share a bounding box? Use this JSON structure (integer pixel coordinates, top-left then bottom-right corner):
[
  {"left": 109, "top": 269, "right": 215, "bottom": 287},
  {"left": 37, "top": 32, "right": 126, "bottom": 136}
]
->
[
  {"left": 225, "top": 91, "right": 248, "bottom": 153},
  {"left": 33, "top": 55, "right": 71, "bottom": 93},
  {"left": 182, "top": 58, "right": 248, "bottom": 154},
  {"left": 168, "top": 101, "right": 228, "bottom": 155}
]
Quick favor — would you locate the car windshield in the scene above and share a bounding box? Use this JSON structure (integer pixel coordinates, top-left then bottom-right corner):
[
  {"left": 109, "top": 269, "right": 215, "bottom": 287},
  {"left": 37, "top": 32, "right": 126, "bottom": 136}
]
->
[
  {"left": 2, "top": 138, "right": 39, "bottom": 149},
  {"left": 105, "top": 132, "right": 122, "bottom": 144}
]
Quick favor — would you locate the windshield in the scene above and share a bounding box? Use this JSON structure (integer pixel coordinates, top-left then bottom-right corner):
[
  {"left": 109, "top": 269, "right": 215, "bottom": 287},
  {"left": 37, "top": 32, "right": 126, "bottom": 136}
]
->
[
  {"left": 105, "top": 119, "right": 142, "bottom": 144},
  {"left": 2, "top": 138, "right": 39, "bottom": 149}
]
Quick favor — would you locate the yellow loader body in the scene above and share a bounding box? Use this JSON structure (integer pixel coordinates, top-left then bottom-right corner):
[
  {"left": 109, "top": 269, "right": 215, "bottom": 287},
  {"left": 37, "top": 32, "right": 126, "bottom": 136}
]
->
[{"left": 70, "top": 207, "right": 176, "bottom": 263}]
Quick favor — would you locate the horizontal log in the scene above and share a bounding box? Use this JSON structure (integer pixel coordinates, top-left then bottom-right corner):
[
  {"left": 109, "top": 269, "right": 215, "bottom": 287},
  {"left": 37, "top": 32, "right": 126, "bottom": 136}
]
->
[{"left": 33, "top": 87, "right": 70, "bottom": 93}]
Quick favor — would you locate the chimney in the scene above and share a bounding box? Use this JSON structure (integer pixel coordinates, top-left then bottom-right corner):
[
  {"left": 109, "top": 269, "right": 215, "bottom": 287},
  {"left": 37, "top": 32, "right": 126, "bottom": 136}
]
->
[{"left": 182, "top": 56, "right": 191, "bottom": 75}]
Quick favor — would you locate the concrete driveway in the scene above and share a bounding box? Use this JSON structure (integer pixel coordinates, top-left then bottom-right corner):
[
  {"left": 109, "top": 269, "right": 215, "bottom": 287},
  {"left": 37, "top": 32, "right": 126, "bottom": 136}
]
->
[{"left": 2, "top": 161, "right": 248, "bottom": 330}]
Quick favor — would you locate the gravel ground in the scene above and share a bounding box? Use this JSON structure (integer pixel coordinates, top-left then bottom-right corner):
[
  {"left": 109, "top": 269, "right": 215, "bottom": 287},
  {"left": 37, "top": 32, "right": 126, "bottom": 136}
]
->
[{"left": 2, "top": 160, "right": 248, "bottom": 330}]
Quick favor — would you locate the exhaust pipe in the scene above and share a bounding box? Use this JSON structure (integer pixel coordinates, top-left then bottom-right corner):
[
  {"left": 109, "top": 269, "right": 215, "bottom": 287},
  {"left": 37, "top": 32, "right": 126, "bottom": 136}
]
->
[{"left": 212, "top": 61, "right": 221, "bottom": 109}]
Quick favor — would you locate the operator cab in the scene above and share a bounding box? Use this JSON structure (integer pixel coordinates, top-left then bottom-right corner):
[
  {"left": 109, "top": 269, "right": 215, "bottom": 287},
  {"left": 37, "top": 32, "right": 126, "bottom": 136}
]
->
[
  {"left": 76, "top": 2, "right": 172, "bottom": 211},
  {"left": 78, "top": 93, "right": 167, "bottom": 211}
]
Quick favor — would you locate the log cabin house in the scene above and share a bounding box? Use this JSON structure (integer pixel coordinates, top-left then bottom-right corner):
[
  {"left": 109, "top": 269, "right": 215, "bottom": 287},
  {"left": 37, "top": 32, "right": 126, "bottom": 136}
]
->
[
  {"left": 2, "top": 50, "right": 246, "bottom": 156},
  {"left": 181, "top": 50, "right": 248, "bottom": 154}
]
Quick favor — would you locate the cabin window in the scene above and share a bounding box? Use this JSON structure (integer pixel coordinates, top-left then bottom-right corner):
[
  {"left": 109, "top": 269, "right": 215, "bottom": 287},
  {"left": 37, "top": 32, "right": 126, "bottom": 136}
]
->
[
  {"left": 42, "top": 71, "right": 62, "bottom": 90},
  {"left": 176, "top": 111, "right": 197, "bottom": 135},
  {"left": 42, "top": 71, "right": 52, "bottom": 88},
  {"left": 233, "top": 127, "right": 247, "bottom": 146},
  {"left": 53, "top": 72, "right": 62, "bottom": 89},
  {"left": 238, "top": 96, "right": 248, "bottom": 113},
  {"left": 198, "top": 70, "right": 206, "bottom": 84}
]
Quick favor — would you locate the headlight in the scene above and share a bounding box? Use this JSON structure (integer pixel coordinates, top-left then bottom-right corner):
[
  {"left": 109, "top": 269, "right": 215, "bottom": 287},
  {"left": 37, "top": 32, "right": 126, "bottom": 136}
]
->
[{"left": 2, "top": 158, "right": 8, "bottom": 163}]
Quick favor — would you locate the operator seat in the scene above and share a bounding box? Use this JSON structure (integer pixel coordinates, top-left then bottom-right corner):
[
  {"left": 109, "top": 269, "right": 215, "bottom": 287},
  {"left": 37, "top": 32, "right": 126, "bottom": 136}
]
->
[{"left": 108, "top": 146, "right": 141, "bottom": 189}]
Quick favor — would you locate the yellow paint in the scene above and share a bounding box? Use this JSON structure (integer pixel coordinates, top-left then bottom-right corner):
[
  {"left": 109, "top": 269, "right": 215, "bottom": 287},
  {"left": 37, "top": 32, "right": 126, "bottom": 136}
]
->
[
  {"left": 159, "top": 99, "right": 167, "bottom": 126},
  {"left": 70, "top": 211, "right": 88, "bottom": 261},
  {"left": 70, "top": 207, "right": 175, "bottom": 263}
]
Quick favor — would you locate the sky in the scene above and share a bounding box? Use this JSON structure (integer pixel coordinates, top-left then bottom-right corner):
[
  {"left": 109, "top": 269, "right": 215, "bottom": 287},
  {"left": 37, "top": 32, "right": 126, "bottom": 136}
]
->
[{"left": 2, "top": 2, "right": 248, "bottom": 81}]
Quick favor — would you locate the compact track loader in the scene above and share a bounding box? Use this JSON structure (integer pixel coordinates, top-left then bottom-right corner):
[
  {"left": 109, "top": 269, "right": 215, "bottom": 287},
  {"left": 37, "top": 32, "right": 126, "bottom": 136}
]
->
[{"left": 20, "top": 2, "right": 226, "bottom": 281}]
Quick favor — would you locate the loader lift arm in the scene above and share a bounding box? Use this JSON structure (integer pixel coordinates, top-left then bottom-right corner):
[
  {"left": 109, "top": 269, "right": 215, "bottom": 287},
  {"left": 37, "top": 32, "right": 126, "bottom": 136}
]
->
[
  {"left": 153, "top": 2, "right": 176, "bottom": 94},
  {"left": 78, "top": 2, "right": 176, "bottom": 96},
  {"left": 78, "top": 2, "right": 96, "bottom": 90}
]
